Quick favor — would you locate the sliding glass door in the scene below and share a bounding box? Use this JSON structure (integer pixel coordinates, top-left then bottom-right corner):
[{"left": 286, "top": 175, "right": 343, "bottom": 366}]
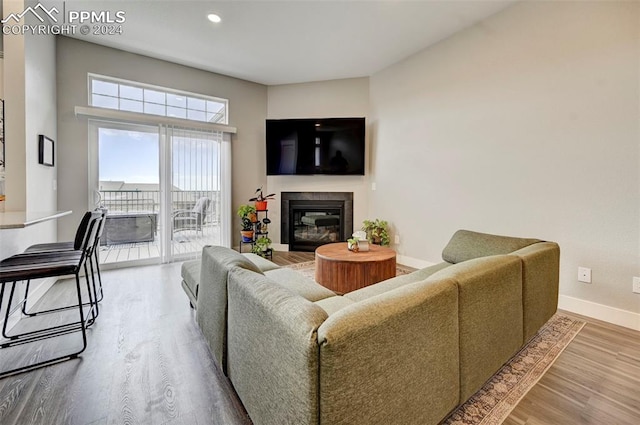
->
[
  {"left": 165, "top": 126, "right": 225, "bottom": 261},
  {"left": 90, "top": 121, "right": 229, "bottom": 266}
]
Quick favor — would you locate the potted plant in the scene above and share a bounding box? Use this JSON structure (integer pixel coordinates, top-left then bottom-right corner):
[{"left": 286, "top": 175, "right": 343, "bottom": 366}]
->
[
  {"left": 252, "top": 236, "right": 272, "bottom": 257},
  {"left": 249, "top": 186, "right": 275, "bottom": 211},
  {"left": 361, "top": 219, "right": 390, "bottom": 246},
  {"left": 347, "top": 236, "right": 360, "bottom": 252},
  {"left": 240, "top": 217, "right": 254, "bottom": 242},
  {"left": 237, "top": 204, "right": 257, "bottom": 242},
  {"left": 237, "top": 204, "right": 257, "bottom": 222}
]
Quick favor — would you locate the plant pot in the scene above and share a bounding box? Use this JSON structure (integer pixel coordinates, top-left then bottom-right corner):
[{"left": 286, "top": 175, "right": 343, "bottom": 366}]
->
[
  {"left": 241, "top": 230, "right": 254, "bottom": 242},
  {"left": 255, "top": 201, "right": 268, "bottom": 211},
  {"left": 248, "top": 212, "right": 258, "bottom": 223}
]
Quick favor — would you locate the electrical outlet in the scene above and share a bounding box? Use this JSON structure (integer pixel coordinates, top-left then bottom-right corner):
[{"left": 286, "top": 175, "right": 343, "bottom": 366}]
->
[
  {"left": 371, "top": 182, "right": 377, "bottom": 191},
  {"left": 394, "top": 234, "right": 400, "bottom": 244},
  {"left": 633, "top": 277, "right": 640, "bottom": 294},
  {"left": 578, "top": 267, "right": 591, "bottom": 283}
]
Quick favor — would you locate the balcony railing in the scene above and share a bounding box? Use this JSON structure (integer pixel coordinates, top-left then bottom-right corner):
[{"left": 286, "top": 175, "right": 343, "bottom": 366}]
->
[{"left": 98, "top": 189, "right": 219, "bottom": 220}]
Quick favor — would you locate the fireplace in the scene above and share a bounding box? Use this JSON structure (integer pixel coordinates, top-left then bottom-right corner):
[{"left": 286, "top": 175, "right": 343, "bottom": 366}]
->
[{"left": 282, "top": 192, "right": 353, "bottom": 251}]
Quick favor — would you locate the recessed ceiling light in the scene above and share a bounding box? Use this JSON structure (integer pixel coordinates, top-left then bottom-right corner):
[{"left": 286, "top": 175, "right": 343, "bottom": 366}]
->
[{"left": 207, "top": 13, "right": 221, "bottom": 23}]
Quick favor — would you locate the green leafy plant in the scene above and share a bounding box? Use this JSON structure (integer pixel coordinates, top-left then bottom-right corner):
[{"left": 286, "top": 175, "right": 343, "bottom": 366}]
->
[
  {"left": 237, "top": 204, "right": 256, "bottom": 219},
  {"left": 249, "top": 186, "right": 276, "bottom": 203},
  {"left": 241, "top": 217, "right": 253, "bottom": 231},
  {"left": 252, "top": 236, "right": 272, "bottom": 257},
  {"left": 361, "top": 219, "right": 390, "bottom": 246}
]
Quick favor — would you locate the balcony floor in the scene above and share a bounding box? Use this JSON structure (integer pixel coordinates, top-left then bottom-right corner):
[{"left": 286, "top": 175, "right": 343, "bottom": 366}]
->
[{"left": 99, "top": 225, "right": 221, "bottom": 264}]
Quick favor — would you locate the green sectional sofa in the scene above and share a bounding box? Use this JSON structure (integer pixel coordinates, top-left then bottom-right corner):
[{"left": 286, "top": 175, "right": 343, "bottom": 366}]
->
[{"left": 180, "top": 229, "right": 560, "bottom": 425}]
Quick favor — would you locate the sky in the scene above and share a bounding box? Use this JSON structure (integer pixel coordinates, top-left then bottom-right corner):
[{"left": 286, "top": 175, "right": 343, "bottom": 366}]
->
[{"left": 98, "top": 127, "right": 220, "bottom": 191}]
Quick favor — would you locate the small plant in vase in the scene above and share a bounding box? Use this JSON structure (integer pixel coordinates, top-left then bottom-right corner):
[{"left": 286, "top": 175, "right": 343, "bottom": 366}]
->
[
  {"left": 362, "top": 219, "right": 390, "bottom": 246},
  {"left": 347, "top": 237, "right": 360, "bottom": 252},
  {"left": 249, "top": 186, "right": 275, "bottom": 211}
]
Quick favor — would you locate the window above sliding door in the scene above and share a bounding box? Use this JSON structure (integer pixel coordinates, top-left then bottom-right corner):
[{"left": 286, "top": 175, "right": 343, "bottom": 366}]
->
[{"left": 88, "top": 74, "right": 229, "bottom": 124}]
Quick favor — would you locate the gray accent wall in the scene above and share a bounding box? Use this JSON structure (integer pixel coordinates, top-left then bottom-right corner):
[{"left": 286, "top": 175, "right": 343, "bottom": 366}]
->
[
  {"left": 368, "top": 1, "right": 640, "bottom": 314},
  {"left": 55, "top": 37, "right": 267, "bottom": 243}
]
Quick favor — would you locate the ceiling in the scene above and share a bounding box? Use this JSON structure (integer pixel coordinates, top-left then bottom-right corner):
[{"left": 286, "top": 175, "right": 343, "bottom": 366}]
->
[{"left": 62, "top": 0, "right": 517, "bottom": 86}]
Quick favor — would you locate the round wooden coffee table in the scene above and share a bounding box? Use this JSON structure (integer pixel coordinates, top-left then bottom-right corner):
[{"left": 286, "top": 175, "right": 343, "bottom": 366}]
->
[{"left": 315, "top": 242, "right": 396, "bottom": 293}]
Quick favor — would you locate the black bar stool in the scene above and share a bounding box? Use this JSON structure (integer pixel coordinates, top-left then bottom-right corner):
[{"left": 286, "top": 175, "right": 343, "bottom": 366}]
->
[
  {"left": 21, "top": 208, "right": 107, "bottom": 314},
  {"left": 19, "top": 208, "right": 107, "bottom": 317},
  {"left": 0, "top": 211, "right": 102, "bottom": 378}
]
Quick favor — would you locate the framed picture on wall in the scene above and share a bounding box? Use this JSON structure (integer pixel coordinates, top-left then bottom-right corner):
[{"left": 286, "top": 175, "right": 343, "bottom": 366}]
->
[{"left": 38, "top": 135, "right": 55, "bottom": 166}]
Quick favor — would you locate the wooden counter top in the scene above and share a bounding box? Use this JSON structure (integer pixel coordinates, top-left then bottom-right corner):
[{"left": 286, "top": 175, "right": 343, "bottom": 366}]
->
[{"left": 0, "top": 210, "right": 72, "bottom": 229}]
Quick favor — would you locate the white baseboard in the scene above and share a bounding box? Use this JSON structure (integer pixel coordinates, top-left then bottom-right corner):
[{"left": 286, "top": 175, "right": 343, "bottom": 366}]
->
[
  {"left": 396, "top": 254, "right": 435, "bottom": 270},
  {"left": 558, "top": 295, "right": 640, "bottom": 331},
  {"left": 272, "top": 243, "right": 289, "bottom": 251}
]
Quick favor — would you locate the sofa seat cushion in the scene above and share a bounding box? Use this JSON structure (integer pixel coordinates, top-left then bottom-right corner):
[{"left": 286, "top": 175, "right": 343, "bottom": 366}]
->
[
  {"left": 242, "top": 253, "right": 281, "bottom": 272},
  {"left": 344, "top": 261, "right": 452, "bottom": 302},
  {"left": 181, "top": 259, "right": 201, "bottom": 301},
  {"left": 442, "top": 229, "right": 542, "bottom": 264},
  {"left": 314, "top": 296, "right": 355, "bottom": 315},
  {"left": 265, "top": 268, "right": 336, "bottom": 302}
]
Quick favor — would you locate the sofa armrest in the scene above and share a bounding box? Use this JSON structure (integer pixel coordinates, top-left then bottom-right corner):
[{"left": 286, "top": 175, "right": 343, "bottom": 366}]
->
[
  {"left": 317, "top": 278, "right": 460, "bottom": 425},
  {"left": 227, "top": 267, "right": 328, "bottom": 425},
  {"left": 442, "top": 229, "right": 542, "bottom": 263},
  {"left": 195, "top": 246, "right": 263, "bottom": 374},
  {"left": 510, "top": 242, "right": 560, "bottom": 341}
]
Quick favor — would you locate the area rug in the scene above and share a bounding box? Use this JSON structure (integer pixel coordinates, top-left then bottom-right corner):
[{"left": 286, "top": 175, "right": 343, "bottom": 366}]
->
[{"left": 285, "top": 261, "right": 585, "bottom": 425}]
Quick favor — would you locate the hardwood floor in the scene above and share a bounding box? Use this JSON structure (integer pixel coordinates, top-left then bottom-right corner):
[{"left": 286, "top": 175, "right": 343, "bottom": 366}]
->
[
  {"left": 505, "top": 311, "right": 640, "bottom": 424},
  {"left": 0, "top": 251, "right": 638, "bottom": 424}
]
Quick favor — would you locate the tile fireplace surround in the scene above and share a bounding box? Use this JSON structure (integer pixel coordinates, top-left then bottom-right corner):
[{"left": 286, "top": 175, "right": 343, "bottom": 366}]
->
[{"left": 281, "top": 192, "right": 354, "bottom": 251}]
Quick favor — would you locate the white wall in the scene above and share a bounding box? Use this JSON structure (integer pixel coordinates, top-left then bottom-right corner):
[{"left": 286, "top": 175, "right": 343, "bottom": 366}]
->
[
  {"left": 0, "top": 0, "right": 58, "bottom": 320},
  {"left": 3, "top": 0, "right": 26, "bottom": 212},
  {"left": 56, "top": 37, "right": 267, "bottom": 242},
  {"left": 25, "top": 28, "right": 57, "bottom": 218},
  {"left": 369, "top": 1, "right": 640, "bottom": 321},
  {"left": 266, "top": 78, "right": 370, "bottom": 245},
  {"left": 2, "top": 0, "right": 56, "bottom": 233}
]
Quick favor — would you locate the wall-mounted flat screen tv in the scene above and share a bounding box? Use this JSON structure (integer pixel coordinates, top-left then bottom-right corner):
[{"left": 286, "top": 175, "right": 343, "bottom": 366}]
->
[{"left": 266, "top": 117, "right": 365, "bottom": 175}]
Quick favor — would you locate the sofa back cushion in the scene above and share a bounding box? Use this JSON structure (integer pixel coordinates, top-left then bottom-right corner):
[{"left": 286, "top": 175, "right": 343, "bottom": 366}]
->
[
  {"left": 429, "top": 255, "right": 523, "bottom": 401},
  {"left": 317, "top": 277, "right": 460, "bottom": 425},
  {"left": 195, "top": 246, "right": 264, "bottom": 373},
  {"left": 442, "top": 229, "right": 542, "bottom": 264},
  {"left": 227, "top": 267, "right": 328, "bottom": 425}
]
